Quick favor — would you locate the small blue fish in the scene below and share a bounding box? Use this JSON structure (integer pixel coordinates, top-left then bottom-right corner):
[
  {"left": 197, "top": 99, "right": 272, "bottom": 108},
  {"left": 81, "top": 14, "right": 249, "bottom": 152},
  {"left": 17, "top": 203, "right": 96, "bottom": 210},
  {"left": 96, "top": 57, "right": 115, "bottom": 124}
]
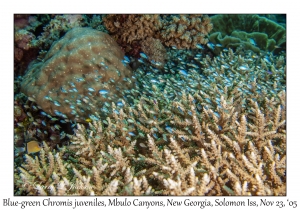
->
[
  {"left": 180, "top": 136, "right": 186, "bottom": 142},
  {"left": 171, "top": 46, "right": 177, "bottom": 50},
  {"left": 216, "top": 44, "right": 223, "bottom": 47},
  {"left": 60, "top": 131, "right": 66, "bottom": 140},
  {"left": 69, "top": 82, "right": 75, "bottom": 88},
  {"left": 249, "top": 38, "right": 256, "bottom": 46},
  {"left": 214, "top": 112, "right": 220, "bottom": 118},
  {"left": 116, "top": 101, "right": 124, "bottom": 107},
  {"left": 124, "top": 56, "right": 130, "bottom": 62},
  {"left": 177, "top": 106, "right": 184, "bottom": 114},
  {"left": 196, "top": 44, "right": 204, "bottom": 50},
  {"left": 76, "top": 78, "right": 85, "bottom": 82},
  {"left": 99, "top": 90, "right": 109, "bottom": 95},
  {"left": 28, "top": 96, "right": 36, "bottom": 102},
  {"left": 138, "top": 58, "right": 145, "bottom": 63},
  {"left": 239, "top": 65, "right": 249, "bottom": 71},
  {"left": 140, "top": 53, "right": 148, "bottom": 59},
  {"left": 264, "top": 57, "right": 271, "bottom": 64},
  {"left": 150, "top": 79, "right": 159, "bottom": 83},
  {"left": 54, "top": 124, "right": 61, "bottom": 130},
  {"left": 179, "top": 70, "right": 188, "bottom": 76},
  {"left": 154, "top": 61, "right": 162, "bottom": 66},
  {"left": 88, "top": 87, "right": 95, "bottom": 92},
  {"left": 128, "top": 132, "right": 136, "bottom": 136},
  {"left": 165, "top": 126, "right": 173, "bottom": 134},
  {"left": 54, "top": 101, "right": 61, "bottom": 106},
  {"left": 221, "top": 64, "right": 230, "bottom": 69},
  {"left": 41, "top": 121, "right": 47, "bottom": 126},
  {"left": 60, "top": 87, "right": 68, "bottom": 93},
  {"left": 101, "top": 107, "right": 109, "bottom": 113},
  {"left": 205, "top": 98, "right": 212, "bottom": 103},
  {"left": 190, "top": 64, "right": 199, "bottom": 68},
  {"left": 54, "top": 110, "right": 62, "bottom": 116},
  {"left": 122, "top": 59, "right": 130, "bottom": 64},
  {"left": 113, "top": 110, "right": 119, "bottom": 115},
  {"left": 207, "top": 42, "right": 215, "bottom": 50},
  {"left": 40, "top": 111, "right": 47, "bottom": 116}
]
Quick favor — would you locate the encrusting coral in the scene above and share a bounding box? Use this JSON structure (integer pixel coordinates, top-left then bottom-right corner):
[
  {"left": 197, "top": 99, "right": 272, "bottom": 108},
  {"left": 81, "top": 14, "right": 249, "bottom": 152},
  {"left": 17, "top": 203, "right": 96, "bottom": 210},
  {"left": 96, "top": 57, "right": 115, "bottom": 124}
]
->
[
  {"left": 16, "top": 47, "right": 286, "bottom": 195},
  {"left": 20, "top": 27, "right": 134, "bottom": 122},
  {"left": 209, "top": 14, "right": 286, "bottom": 54}
]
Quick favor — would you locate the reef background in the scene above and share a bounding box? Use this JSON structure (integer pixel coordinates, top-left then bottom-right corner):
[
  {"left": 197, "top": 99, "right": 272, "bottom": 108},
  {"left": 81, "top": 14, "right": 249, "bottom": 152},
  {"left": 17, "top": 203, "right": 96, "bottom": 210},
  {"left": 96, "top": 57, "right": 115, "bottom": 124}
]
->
[{"left": 12, "top": 14, "right": 287, "bottom": 196}]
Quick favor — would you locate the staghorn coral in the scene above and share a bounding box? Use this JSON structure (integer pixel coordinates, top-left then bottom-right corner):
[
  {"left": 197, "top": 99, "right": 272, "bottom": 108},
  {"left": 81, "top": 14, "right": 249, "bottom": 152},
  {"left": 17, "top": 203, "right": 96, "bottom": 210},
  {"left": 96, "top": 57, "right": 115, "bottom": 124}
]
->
[
  {"left": 160, "top": 14, "right": 213, "bottom": 49},
  {"left": 16, "top": 46, "right": 286, "bottom": 195},
  {"left": 16, "top": 88, "right": 286, "bottom": 195},
  {"left": 16, "top": 127, "right": 155, "bottom": 195},
  {"left": 14, "top": 14, "right": 286, "bottom": 196},
  {"left": 21, "top": 27, "right": 134, "bottom": 122}
]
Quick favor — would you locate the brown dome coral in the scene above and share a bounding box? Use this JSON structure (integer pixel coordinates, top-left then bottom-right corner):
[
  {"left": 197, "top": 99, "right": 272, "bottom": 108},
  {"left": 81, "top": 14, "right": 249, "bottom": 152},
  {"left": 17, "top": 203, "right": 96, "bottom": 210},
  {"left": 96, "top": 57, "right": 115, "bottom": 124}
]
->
[{"left": 21, "top": 27, "right": 134, "bottom": 122}]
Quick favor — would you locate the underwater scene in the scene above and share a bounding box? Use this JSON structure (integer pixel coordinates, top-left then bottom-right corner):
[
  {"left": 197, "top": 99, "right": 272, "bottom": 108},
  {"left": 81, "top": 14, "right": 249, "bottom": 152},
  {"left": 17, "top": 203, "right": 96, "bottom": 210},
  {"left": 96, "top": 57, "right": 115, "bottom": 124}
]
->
[{"left": 14, "top": 14, "right": 286, "bottom": 195}]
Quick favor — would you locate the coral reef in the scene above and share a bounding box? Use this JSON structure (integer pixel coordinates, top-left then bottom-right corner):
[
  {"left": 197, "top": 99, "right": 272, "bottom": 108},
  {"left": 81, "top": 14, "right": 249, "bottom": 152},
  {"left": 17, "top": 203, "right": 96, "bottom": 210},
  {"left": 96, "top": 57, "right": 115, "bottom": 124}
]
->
[
  {"left": 32, "top": 15, "right": 88, "bottom": 51},
  {"left": 16, "top": 91, "right": 286, "bottom": 195},
  {"left": 160, "top": 14, "right": 213, "bottom": 49},
  {"left": 103, "top": 14, "right": 162, "bottom": 44},
  {"left": 14, "top": 15, "right": 46, "bottom": 76},
  {"left": 16, "top": 47, "right": 286, "bottom": 195},
  {"left": 103, "top": 14, "right": 162, "bottom": 58},
  {"left": 14, "top": 29, "right": 39, "bottom": 76},
  {"left": 20, "top": 27, "right": 134, "bottom": 122},
  {"left": 209, "top": 14, "right": 286, "bottom": 54},
  {"left": 103, "top": 14, "right": 213, "bottom": 57}
]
